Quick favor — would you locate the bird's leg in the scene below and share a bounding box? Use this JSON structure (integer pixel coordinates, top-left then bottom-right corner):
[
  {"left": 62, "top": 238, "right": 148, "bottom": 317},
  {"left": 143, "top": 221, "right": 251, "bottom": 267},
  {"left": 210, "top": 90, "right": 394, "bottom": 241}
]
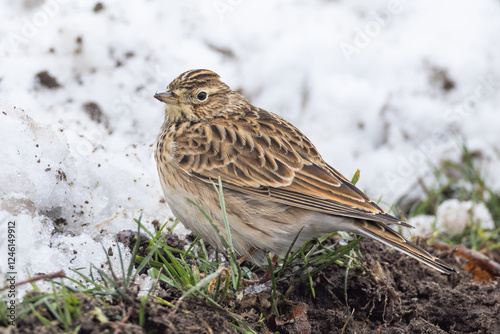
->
[
  {"left": 220, "top": 249, "right": 280, "bottom": 285},
  {"left": 236, "top": 247, "right": 258, "bottom": 265},
  {"left": 260, "top": 254, "right": 279, "bottom": 283},
  {"left": 204, "top": 248, "right": 259, "bottom": 286},
  {"left": 242, "top": 254, "right": 280, "bottom": 285}
]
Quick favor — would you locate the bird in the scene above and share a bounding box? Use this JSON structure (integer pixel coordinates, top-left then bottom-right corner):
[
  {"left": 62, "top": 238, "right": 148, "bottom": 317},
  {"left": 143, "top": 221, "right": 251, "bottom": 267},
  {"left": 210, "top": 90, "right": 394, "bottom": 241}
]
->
[{"left": 153, "top": 69, "right": 456, "bottom": 274}]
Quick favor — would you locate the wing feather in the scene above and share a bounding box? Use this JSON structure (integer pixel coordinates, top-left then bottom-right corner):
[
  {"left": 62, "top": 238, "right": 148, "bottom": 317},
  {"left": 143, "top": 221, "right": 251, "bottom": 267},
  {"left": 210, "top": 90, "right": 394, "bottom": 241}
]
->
[{"left": 172, "top": 108, "right": 408, "bottom": 227}]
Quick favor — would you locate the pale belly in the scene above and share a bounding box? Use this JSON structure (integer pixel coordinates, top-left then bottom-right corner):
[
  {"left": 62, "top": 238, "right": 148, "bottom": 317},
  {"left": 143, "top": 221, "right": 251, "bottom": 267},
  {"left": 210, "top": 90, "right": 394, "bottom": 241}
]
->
[
  {"left": 154, "top": 136, "right": 352, "bottom": 263},
  {"left": 157, "top": 166, "right": 228, "bottom": 250},
  {"left": 156, "top": 164, "right": 354, "bottom": 264}
]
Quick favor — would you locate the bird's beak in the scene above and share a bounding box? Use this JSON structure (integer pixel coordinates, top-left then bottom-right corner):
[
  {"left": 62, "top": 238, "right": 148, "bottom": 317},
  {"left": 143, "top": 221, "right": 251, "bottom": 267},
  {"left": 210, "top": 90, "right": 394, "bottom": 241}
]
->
[{"left": 154, "top": 91, "right": 178, "bottom": 105}]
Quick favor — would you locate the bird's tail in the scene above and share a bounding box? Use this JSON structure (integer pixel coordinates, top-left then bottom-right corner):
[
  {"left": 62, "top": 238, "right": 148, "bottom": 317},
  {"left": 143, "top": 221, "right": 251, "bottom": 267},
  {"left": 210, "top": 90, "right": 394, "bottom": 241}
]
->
[{"left": 356, "top": 220, "right": 457, "bottom": 274}]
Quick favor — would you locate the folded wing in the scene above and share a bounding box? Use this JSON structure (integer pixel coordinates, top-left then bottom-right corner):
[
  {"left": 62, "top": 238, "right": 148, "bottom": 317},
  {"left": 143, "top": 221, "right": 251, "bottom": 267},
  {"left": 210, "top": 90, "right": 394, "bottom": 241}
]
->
[{"left": 171, "top": 107, "right": 408, "bottom": 227}]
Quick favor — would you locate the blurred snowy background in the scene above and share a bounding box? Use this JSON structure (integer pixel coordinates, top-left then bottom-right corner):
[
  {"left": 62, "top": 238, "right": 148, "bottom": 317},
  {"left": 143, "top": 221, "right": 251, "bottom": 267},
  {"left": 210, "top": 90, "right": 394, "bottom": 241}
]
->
[{"left": 1, "top": 0, "right": 499, "bottom": 292}]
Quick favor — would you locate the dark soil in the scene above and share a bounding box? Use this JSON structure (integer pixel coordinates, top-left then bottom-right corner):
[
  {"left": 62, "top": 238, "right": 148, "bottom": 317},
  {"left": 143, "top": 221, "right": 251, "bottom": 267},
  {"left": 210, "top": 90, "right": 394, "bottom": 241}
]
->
[
  {"left": 2, "top": 289, "right": 239, "bottom": 334},
  {"left": 265, "top": 239, "right": 500, "bottom": 334},
  {"left": 35, "top": 71, "right": 61, "bottom": 89},
  {"left": 2, "top": 238, "right": 499, "bottom": 334}
]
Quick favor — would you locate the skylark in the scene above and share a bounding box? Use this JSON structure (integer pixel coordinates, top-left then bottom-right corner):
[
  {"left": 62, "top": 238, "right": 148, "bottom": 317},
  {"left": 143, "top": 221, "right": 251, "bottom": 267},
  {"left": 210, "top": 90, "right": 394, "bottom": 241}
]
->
[{"left": 154, "top": 69, "right": 456, "bottom": 274}]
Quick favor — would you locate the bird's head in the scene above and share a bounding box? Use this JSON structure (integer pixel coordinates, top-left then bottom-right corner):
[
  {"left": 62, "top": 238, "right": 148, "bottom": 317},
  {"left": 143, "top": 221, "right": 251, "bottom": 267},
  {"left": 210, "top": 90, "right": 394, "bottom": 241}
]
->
[{"left": 155, "top": 69, "right": 238, "bottom": 123}]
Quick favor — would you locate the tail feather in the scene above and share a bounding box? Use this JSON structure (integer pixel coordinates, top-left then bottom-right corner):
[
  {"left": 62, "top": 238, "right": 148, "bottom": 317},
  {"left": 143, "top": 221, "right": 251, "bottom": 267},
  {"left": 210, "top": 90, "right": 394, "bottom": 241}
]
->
[{"left": 357, "top": 220, "right": 457, "bottom": 274}]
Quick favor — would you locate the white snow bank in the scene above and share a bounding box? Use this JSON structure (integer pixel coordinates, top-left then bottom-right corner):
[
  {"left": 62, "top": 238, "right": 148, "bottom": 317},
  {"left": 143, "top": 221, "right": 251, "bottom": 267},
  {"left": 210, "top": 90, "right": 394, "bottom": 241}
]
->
[{"left": 0, "top": 0, "right": 499, "bottom": 295}]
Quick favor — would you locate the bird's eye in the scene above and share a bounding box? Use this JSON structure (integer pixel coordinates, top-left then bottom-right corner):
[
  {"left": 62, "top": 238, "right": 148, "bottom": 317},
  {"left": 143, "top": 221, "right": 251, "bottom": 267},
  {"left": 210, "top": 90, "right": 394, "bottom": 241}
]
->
[{"left": 197, "top": 91, "right": 208, "bottom": 102}]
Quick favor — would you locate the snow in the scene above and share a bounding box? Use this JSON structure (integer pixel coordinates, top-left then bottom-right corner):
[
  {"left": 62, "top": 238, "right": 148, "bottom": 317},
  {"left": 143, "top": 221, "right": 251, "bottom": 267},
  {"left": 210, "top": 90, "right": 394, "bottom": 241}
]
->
[
  {"left": 1, "top": 0, "right": 499, "bottom": 295},
  {"left": 436, "top": 199, "right": 495, "bottom": 234},
  {"left": 405, "top": 215, "right": 436, "bottom": 237},
  {"left": 405, "top": 199, "right": 494, "bottom": 237}
]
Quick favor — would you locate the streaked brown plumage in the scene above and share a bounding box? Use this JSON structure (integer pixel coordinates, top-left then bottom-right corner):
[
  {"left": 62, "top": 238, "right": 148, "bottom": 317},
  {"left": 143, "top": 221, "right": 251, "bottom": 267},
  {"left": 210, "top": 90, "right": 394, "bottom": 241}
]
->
[{"left": 154, "top": 69, "right": 456, "bottom": 274}]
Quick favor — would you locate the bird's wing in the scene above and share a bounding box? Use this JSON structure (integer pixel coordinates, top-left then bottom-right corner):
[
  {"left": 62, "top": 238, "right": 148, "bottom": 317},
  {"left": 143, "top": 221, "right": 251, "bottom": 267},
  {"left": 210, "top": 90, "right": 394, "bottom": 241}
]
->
[{"left": 170, "top": 108, "right": 408, "bottom": 227}]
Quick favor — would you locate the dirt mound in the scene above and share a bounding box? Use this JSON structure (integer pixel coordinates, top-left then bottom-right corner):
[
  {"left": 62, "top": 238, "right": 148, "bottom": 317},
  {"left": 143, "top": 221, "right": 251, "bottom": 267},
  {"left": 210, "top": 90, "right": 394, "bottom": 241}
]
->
[
  {"left": 265, "top": 239, "right": 500, "bottom": 333},
  {"left": 3, "top": 238, "right": 499, "bottom": 333}
]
